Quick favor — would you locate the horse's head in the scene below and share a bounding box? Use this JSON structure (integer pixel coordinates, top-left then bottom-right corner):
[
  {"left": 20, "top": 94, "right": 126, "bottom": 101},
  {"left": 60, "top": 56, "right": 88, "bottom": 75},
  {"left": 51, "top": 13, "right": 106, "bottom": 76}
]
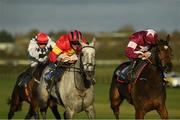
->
[
  {"left": 79, "top": 38, "right": 96, "bottom": 80},
  {"left": 150, "top": 35, "right": 173, "bottom": 72}
]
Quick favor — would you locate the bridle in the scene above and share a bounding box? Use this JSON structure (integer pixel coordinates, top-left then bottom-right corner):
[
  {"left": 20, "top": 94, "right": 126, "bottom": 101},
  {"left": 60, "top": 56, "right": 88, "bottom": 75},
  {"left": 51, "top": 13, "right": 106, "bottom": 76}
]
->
[
  {"left": 148, "top": 43, "right": 172, "bottom": 76},
  {"left": 147, "top": 45, "right": 164, "bottom": 69},
  {"left": 80, "top": 46, "right": 96, "bottom": 80}
]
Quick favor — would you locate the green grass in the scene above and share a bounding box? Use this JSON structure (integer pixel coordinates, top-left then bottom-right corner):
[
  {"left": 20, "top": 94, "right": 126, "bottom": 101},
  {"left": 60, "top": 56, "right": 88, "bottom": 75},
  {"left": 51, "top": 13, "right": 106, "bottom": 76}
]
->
[
  {"left": 0, "top": 65, "right": 180, "bottom": 119},
  {"left": 1, "top": 79, "right": 180, "bottom": 119}
]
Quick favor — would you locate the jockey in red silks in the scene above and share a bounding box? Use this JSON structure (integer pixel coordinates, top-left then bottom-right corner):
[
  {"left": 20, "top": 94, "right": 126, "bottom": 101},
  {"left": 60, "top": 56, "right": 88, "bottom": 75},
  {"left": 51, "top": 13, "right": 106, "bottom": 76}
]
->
[
  {"left": 45, "top": 30, "right": 88, "bottom": 90},
  {"left": 125, "top": 29, "right": 158, "bottom": 81},
  {"left": 19, "top": 32, "right": 55, "bottom": 86}
]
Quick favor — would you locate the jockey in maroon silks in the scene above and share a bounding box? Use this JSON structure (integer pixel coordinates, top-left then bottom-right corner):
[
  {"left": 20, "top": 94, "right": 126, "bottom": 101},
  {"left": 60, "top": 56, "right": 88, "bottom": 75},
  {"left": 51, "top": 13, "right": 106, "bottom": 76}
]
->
[{"left": 125, "top": 29, "right": 158, "bottom": 81}]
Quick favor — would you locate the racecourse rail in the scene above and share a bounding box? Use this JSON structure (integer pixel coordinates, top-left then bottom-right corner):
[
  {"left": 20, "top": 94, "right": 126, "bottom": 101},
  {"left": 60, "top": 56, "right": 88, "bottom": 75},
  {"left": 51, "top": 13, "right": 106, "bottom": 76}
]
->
[
  {"left": 0, "top": 59, "right": 123, "bottom": 66},
  {"left": 0, "top": 59, "right": 179, "bottom": 66}
]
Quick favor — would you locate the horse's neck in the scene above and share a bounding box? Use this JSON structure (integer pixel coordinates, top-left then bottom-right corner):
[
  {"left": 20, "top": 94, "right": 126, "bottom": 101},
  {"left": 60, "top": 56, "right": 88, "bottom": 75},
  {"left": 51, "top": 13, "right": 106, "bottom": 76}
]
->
[
  {"left": 62, "top": 64, "right": 86, "bottom": 91},
  {"left": 74, "top": 58, "right": 80, "bottom": 68},
  {"left": 150, "top": 50, "right": 163, "bottom": 74},
  {"left": 143, "top": 64, "right": 163, "bottom": 83}
]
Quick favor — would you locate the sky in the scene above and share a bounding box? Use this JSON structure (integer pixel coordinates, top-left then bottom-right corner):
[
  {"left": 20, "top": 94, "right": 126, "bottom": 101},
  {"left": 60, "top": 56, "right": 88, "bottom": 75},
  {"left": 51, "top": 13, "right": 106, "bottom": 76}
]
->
[{"left": 0, "top": 0, "right": 180, "bottom": 34}]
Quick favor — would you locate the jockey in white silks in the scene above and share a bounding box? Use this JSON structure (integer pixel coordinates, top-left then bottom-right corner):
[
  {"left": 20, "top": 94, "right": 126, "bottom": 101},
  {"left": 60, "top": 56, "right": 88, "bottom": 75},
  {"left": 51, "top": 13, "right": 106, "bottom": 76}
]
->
[{"left": 18, "top": 32, "right": 55, "bottom": 87}]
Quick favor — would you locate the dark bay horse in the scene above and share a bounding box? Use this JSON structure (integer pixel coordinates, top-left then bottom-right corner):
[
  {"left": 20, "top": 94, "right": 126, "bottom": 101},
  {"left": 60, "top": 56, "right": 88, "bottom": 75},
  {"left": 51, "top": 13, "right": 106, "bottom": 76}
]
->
[
  {"left": 38, "top": 38, "right": 96, "bottom": 119},
  {"left": 8, "top": 63, "right": 61, "bottom": 119},
  {"left": 110, "top": 35, "right": 172, "bottom": 119}
]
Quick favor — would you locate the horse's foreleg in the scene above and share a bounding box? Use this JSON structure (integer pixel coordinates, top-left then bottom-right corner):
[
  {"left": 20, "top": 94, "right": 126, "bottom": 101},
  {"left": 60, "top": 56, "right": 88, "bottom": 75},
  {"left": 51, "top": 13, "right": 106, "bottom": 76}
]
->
[
  {"left": 64, "top": 107, "right": 75, "bottom": 119},
  {"left": 48, "top": 100, "right": 61, "bottom": 119},
  {"left": 110, "top": 87, "right": 123, "bottom": 119},
  {"left": 85, "top": 105, "right": 96, "bottom": 119},
  {"left": 40, "top": 107, "right": 47, "bottom": 119},
  {"left": 33, "top": 108, "right": 40, "bottom": 120},
  {"left": 135, "top": 110, "right": 145, "bottom": 119},
  {"left": 31, "top": 102, "right": 40, "bottom": 119},
  {"left": 157, "top": 105, "right": 168, "bottom": 119},
  {"left": 25, "top": 105, "right": 34, "bottom": 119}
]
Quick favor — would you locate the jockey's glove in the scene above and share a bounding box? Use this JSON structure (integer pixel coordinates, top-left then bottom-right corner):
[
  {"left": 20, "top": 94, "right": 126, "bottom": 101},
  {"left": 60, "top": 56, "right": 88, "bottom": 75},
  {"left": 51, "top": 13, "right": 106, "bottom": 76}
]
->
[
  {"left": 142, "top": 51, "right": 151, "bottom": 60},
  {"left": 38, "top": 56, "right": 47, "bottom": 63}
]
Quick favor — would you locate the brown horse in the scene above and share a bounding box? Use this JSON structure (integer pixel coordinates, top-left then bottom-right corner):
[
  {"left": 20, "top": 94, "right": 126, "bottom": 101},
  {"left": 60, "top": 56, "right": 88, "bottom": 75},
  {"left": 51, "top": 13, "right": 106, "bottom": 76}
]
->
[
  {"left": 7, "top": 63, "right": 61, "bottom": 119},
  {"left": 110, "top": 35, "right": 172, "bottom": 119}
]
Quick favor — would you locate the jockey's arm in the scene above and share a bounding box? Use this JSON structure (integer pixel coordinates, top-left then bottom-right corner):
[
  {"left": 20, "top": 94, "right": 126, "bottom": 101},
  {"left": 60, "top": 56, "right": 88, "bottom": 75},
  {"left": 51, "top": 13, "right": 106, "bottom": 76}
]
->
[
  {"left": 28, "top": 39, "right": 39, "bottom": 60},
  {"left": 49, "top": 45, "right": 62, "bottom": 63},
  {"left": 47, "top": 38, "right": 56, "bottom": 49},
  {"left": 125, "top": 41, "right": 139, "bottom": 59}
]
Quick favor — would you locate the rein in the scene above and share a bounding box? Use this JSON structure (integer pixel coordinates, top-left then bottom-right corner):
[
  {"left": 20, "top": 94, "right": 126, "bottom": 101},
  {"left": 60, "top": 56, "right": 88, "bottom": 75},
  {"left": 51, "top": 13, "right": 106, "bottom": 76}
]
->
[
  {"left": 56, "top": 45, "right": 95, "bottom": 76},
  {"left": 142, "top": 46, "right": 166, "bottom": 88},
  {"left": 147, "top": 45, "right": 163, "bottom": 68},
  {"left": 58, "top": 64, "right": 81, "bottom": 72}
]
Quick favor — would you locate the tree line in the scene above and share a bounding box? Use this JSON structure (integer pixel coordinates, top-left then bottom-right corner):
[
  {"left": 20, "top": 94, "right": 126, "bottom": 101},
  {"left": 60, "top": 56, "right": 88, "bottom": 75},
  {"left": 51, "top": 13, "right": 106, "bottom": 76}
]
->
[{"left": 0, "top": 26, "right": 180, "bottom": 61}]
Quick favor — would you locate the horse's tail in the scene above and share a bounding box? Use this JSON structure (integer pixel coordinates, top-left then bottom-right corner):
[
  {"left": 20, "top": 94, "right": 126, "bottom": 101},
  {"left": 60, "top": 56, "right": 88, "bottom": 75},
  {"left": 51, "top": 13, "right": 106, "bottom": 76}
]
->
[
  {"left": 7, "top": 97, "right": 12, "bottom": 105},
  {"left": 109, "top": 69, "right": 119, "bottom": 101},
  {"left": 110, "top": 64, "right": 121, "bottom": 86},
  {"left": 7, "top": 97, "right": 23, "bottom": 111}
]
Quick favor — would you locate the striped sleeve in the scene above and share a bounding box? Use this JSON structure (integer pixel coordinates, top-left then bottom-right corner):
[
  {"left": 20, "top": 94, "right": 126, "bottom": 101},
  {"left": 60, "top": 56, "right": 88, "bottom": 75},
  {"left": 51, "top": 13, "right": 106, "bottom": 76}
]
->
[{"left": 52, "top": 45, "right": 62, "bottom": 55}]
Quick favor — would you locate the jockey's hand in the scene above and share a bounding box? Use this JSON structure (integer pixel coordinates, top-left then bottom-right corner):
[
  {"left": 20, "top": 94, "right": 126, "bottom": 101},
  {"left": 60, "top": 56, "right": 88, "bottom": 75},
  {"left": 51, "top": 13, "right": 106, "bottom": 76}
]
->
[
  {"left": 142, "top": 51, "right": 151, "bottom": 60},
  {"left": 68, "top": 60, "right": 76, "bottom": 63},
  {"left": 42, "top": 56, "right": 48, "bottom": 63},
  {"left": 38, "top": 56, "right": 47, "bottom": 63},
  {"left": 38, "top": 58, "right": 45, "bottom": 63},
  {"left": 61, "top": 57, "right": 71, "bottom": 62}
]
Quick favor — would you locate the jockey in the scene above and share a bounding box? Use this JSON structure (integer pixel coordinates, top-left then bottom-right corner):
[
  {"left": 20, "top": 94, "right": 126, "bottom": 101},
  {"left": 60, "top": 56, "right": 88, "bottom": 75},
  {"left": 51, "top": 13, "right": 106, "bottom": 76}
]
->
[
  {"left": 21, "top": 32, "right": 55, "bottom": 86},
  {"left": 125, "top": 29, "right": 158, "bottom": 81},
  {"left": 44, "top": 30, "right": 88, "bottom": 90}
]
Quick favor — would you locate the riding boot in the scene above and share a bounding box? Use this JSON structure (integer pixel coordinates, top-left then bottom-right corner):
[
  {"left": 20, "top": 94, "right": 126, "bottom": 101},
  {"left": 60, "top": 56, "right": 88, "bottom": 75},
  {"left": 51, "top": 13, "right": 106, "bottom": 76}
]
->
[
  {"left": 47, "top": 69, "right": 65, "bottom": 93},
  {"left": 45, "top": 62, "right": 63, "bottom": 93},
  {"left": 130, "top": 70, "right": 136, "bottom": 82},
  {"left": 128, "top": 59, "right": 138, "bottom": 82},
  {"left": 45, "top": 70, "right": 56, "bottom": 93}
]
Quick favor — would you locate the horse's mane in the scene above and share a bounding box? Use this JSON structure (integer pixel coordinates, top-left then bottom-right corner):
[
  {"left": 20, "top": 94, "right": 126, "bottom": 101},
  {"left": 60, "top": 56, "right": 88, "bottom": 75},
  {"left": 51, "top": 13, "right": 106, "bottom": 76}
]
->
[{"left": 157, "top": 39, "right": 169, "bottom": 46}]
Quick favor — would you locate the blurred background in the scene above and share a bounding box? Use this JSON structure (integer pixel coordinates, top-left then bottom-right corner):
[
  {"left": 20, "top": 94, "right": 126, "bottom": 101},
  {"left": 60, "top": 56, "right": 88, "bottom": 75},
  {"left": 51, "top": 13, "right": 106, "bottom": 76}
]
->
[{"left": 0, "top": 0, "right": 180, "bottom": 119}]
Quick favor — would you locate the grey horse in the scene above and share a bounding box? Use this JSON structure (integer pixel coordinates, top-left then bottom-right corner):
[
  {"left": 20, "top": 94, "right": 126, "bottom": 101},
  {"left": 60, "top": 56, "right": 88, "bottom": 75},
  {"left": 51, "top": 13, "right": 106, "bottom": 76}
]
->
[{"left": 38, "top": 38, "right": 96, "bottom": 119}]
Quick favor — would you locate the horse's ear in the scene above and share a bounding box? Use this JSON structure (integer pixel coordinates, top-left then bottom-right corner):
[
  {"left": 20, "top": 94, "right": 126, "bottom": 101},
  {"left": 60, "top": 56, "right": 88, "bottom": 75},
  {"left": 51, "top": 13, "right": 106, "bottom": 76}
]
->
[
  {"left": 166, "top": 34, "right": 170, "bottom": 43},
  {"left": 90, "top": 37, "right": 96, "bottom": 47},
  {"left": 79, "top": 39, "right": 87, "bottom": 47}
]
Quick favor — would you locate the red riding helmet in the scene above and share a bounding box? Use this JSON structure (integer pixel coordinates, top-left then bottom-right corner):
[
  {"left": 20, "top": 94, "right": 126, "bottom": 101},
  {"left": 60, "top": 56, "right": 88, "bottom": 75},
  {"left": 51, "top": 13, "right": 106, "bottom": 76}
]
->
[
  {"left": 145, "top": 29, "right": 158, "bottom": 45},
  {"left": 36, "top": 32, "right": 49, "bottom": 44},
  {"left": 68, "top": 30, "right": 83, "bottom": 42}
]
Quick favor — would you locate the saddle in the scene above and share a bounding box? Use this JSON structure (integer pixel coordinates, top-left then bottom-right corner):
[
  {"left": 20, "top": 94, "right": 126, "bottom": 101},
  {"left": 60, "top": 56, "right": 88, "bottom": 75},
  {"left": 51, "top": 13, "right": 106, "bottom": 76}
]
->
[
  {"left": 115, "top": 61, "right": 149, "bottom": 97},
  {"left": 17, "top": 63, "right": 47, "bottom": 87},
  {"left": 45, "top": 63, "right": 70, "bottom": 93},
  {"left": 116, "top": 61, "right": 149, "bottom": 85}
]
